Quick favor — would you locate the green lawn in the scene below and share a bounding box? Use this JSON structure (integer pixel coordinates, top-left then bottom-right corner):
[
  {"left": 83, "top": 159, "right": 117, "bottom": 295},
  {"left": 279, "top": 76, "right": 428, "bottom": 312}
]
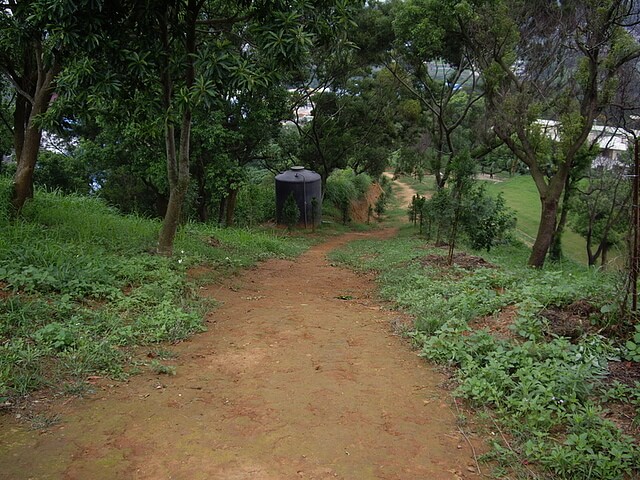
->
[{"left": 482, "top": 175, "right": 588, "bottom": 265}]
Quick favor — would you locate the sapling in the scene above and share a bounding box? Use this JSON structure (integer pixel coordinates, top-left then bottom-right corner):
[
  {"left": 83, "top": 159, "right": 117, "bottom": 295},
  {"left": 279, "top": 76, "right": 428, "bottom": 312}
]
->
[{"left": 282, "top": 192, "right": 300, "bottom": 231}]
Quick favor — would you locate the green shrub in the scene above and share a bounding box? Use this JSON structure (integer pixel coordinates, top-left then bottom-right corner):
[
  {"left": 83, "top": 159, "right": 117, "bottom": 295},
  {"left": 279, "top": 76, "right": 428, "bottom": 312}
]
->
[
  {"left": 34, "top": 151, "right": 90, "bottom": 194},
  {"left": 421, "top": 183, "right": 515, "bottom": 251},
  {"left": 234, "top": 175, "right": 276, "bottom": 226},
  {"left": 282, "top": 192, "right": 300, "bottom": 230},
  {"left": 352, "top": 172, "right": 372, "bottom": 198},
  {"left": 324, "top": 168, "right": 372, "bottom": 224},
  {"left": 624, "top": 324, "right": 640, "bottom": 362}
]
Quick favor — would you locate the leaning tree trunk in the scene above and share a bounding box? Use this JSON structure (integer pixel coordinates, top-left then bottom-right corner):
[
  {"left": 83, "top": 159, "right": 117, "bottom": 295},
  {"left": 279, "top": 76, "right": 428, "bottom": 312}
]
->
[
  {"left": 526, "top": 159, "right": 574, "bottom": 268},
  {"left": 529, "top": 195, "right": 560, "bottom": 268},
  {"left": 11, "top": 55, "right": 57, "bottom": 213}
]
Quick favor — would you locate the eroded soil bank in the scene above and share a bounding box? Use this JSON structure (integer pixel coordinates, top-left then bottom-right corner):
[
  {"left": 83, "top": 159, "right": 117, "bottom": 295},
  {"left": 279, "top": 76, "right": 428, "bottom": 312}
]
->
[{"left": 0, "top": 226, "right": 484, "bottom": 479}]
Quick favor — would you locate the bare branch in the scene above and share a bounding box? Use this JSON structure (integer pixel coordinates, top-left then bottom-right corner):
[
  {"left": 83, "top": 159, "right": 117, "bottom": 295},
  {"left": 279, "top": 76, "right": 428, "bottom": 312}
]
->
[{"left": 0, "top": 66, "right": 34, "bottom": 104}]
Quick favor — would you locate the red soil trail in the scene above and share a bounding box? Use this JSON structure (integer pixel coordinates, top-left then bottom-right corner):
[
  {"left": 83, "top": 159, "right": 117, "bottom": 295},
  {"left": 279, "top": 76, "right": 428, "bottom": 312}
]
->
[{"left": 0, "top": 181, "right": 484, "bottom": 480}]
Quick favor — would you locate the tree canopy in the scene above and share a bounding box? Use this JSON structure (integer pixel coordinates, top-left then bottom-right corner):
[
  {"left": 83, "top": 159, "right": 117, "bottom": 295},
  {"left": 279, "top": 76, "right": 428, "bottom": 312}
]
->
[{"left": 2, "top": 0, "right": 640, "bottom": 267}]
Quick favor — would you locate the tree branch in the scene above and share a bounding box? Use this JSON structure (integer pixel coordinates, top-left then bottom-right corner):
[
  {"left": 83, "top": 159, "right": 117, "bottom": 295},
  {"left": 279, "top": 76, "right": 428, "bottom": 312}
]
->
[{"left": 0, "top": 68, "right": 34, "bottom": 104}]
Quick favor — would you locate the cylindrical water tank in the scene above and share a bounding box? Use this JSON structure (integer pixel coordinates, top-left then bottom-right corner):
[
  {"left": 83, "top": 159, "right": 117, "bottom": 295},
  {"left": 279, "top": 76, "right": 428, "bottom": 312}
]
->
[{"left": 275, "top": 166, "right": 322, "bottom": 227}]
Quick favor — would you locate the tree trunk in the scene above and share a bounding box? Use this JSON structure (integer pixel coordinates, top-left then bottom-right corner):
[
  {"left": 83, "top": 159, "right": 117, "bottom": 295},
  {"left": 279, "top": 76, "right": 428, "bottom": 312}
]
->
[
  {"left": 193, "top": 157, "right": 209, "bottom": 222},
  {"left": 11, "top": 54, "right": 57, "bottom": 213},
  {"left": 225, "top": 187, "right": 238, "bottom": 227},
  {"left": 586, "top": 231, "right": 596, "bottom": 267},
  {"left": 156, "top": 0, "right": 196, "bottom": 256},
  {"left": 601, "top": 244, "right": 608, "bottom": 269},
  {"left": 548, "top": 226, "right": 562, "bottom": 262},
  {"left": 528, "top": 196, "right": 559, "bottom": 267},
  {"left": 548, "top": 179, "right": 573, "bottom": 262},
  {"left": 12, "top": 124, "right": 42, "bottom": 209},
  {"left": 197, "top": 191, "right": 209, "bottom": 223},
  {"left": 157, "top": 119, "right": 191, "bottom": 255},
  {"left": 13, "top": 96, "right": 28, "bottom": 164},
  {"left": 157, "top": 181, "right": 189, "bottom": 254},
  {"left": 218, "top": 196, "right": 227, "bottom": 225}
]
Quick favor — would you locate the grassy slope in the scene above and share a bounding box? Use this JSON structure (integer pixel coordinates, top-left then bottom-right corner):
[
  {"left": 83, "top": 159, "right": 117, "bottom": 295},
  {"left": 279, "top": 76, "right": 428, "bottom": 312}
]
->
[
  {"left": 0, "top": 185, "right": 312, "bottom": 401},
  {"left": 482, "top": 175, "right": 588, "bottom": 265}
]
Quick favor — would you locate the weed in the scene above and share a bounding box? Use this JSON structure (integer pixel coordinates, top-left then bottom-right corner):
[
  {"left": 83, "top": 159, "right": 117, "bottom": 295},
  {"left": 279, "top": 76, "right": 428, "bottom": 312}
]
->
[
  {"left": 62, "top": 381, "right": 96, "bottom": 397},
  {"left": 28, "top": 413, "right": 61, "bottom": 431},
  {"left": 149, "top": 348, "right": 178, "bottom": 360},
  {"left": 623, "top": 324, "right": 640, "bottom": 362},
  {"left": 149, "top": 360, "right": 176, "bottom": 376}
]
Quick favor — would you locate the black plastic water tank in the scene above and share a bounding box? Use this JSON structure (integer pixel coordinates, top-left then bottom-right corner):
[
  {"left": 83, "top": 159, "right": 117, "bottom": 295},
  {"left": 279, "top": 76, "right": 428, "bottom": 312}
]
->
[{"left": 275, "top": 166, "right": 322, "bottom": 227}]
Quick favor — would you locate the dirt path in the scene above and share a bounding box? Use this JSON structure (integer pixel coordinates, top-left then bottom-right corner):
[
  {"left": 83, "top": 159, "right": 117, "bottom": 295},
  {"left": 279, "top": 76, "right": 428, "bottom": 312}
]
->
[
  {"left": 382, "top": 172, "right": 417, "bottom": 207},
  {"left": 0, "top": 183, "right": 483, "bottom": 480}
]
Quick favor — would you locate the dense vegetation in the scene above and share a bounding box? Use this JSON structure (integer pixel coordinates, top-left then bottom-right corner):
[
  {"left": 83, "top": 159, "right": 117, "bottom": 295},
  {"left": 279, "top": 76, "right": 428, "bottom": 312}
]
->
[{"left": 2, "top": 1, "right": 638, "bottom": 264}]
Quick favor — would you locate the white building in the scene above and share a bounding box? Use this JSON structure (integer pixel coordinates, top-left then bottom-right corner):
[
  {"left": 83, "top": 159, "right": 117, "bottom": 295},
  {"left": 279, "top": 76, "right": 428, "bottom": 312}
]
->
[{"left": 535, "top": 119, "right": 635, "bottom": 167}]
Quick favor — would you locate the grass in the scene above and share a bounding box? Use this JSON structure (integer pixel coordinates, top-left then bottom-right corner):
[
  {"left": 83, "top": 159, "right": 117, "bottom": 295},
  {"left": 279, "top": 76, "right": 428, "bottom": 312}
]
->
[
  {"left": 0, "top": 181, "right": 314, "bottom": 402},
  {"left": 481, "top": 175, "right": 589, "bottom": 265},
  {"left": 330, "top": 229, "right": 639, "bottom": 479}
]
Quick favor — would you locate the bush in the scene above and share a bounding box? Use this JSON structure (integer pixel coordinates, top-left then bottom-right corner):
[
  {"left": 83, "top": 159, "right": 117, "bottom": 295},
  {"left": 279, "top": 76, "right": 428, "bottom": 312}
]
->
[
  {"left": 352, "top": 172, "right": 372, "bottom": 198},
  {"left": 464, "top": 188, "right": 516, "bottom": 251},
  {"left": 34, "top": 151, "right": 91, "bottom": 194},
  {"left": 234, "top": 177, "right": 276, "bottom": 227},
  {"left": 324, "top": 168, "right": 372, "bottom": 224},
  {"left": 282, "top": 192, "right": 300, "bottom": 230},
  {"left": 421, "top": 184, "right": 515, "bottom": 251}
]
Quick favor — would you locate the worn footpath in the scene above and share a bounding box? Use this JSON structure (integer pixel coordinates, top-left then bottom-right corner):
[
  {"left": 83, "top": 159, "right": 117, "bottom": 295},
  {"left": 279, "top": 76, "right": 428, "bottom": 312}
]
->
[{"left": 0, "top": 181, "right": 484, "bottom": 480}]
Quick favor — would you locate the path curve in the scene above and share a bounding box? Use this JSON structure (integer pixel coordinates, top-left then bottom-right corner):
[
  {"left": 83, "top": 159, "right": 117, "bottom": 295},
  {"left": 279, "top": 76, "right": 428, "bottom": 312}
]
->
[
  {"left": 383, "top": 172, "right": 418, "bottom": 207},
  {"left": 0, "top": 187, "right": 482, "bottom": 479}
]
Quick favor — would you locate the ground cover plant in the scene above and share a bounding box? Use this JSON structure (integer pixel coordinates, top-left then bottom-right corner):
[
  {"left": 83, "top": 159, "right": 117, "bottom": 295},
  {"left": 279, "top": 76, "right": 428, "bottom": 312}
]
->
[
  {"left": 0, "top": 181, "right": 311, "bottom": 404},
  {"left": 330, "top": 229, "right": 640, "bottom": 479}
]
